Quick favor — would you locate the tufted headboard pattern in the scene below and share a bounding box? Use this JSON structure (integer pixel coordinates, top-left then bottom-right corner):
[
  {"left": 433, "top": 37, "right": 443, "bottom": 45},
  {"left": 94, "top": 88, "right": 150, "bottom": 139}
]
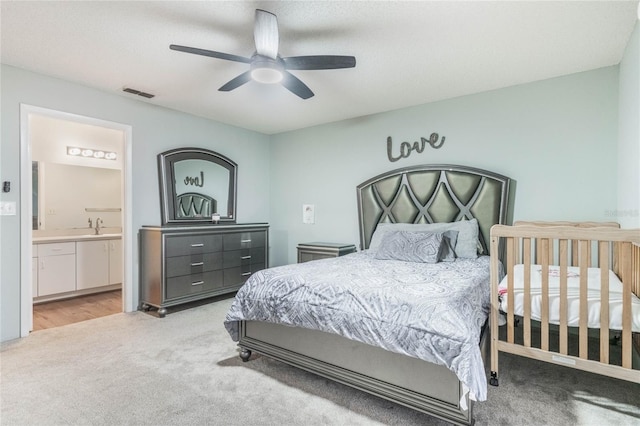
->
[
  {"left": 176, "top": 192, "right": 217, "bottom": 218},
  {"left": 357, "top": 164, "right": 512, "bottom": 254}
]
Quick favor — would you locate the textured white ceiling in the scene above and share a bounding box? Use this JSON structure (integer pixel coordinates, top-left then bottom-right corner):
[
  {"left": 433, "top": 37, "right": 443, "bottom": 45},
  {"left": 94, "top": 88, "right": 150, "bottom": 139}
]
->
[{"left": 1, "top": 1, "right": 638, "bottom": 134}]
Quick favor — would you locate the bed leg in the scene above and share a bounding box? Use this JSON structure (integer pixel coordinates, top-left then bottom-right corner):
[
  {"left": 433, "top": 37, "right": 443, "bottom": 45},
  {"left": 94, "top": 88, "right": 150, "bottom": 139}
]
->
[
  {"left": 239, "top": 348, "right": 252, "bottom": 362},
  {"left": 489, "top": 371, "right": 499, "bottom": 386}
]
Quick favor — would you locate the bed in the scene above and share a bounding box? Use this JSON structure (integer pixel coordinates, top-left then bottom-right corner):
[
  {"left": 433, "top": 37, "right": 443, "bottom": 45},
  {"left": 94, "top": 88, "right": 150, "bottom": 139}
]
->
[
  {"left": 489, "top": 221, "right": 640, "bottom": 387},
  {"left": 224, "top": 164, "right": 512, "bottom": 425}
]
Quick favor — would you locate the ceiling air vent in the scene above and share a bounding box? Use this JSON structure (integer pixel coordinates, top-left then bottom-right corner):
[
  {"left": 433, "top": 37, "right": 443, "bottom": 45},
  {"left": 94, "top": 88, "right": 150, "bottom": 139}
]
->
[{"left": 123, "top": 87, "right": 155, "bottom": 99}]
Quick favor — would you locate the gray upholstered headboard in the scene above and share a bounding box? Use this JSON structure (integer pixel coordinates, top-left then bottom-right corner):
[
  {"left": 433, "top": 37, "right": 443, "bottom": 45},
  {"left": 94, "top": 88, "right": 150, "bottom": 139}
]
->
[{"left": 357, "top": 164, "right": 512, "bottom": 254}]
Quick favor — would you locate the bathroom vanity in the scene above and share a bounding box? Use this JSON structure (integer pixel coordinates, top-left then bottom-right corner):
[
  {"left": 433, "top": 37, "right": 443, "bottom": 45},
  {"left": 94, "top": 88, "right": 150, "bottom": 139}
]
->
[{"left": 32, "top": 233, "right": 122, "bottom": 302}]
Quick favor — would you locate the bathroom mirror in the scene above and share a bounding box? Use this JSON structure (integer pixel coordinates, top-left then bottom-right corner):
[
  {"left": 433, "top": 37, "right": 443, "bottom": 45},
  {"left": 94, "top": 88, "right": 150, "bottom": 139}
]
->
[{"left": 158, "top": 147, "right": 237, "bottom": 225}]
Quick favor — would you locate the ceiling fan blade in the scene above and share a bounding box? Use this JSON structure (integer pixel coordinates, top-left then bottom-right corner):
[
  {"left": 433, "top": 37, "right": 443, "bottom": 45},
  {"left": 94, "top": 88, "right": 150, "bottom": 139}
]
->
[
  {"left": 283, "top": 55, "right": 356, "bottom": 70},
  {"left": 170, "top": 44, "right": 251, "bottom": 64},
  {"left": 254, "top": 9, "right": 279, "bottom": 59},
  {"left": 281, "top": 71, "right": 314, "bottom": 99},
  {"left": 219, "top": 71, "right": 252, "bottom": 92}
]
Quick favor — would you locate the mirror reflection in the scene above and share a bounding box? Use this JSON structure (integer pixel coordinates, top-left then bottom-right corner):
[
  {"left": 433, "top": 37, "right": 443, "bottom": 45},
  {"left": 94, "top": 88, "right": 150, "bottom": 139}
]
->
[
  {"left": 32, "top": 161, "right": 122, "bottom": 231},
  {"left": 158, "top": 148, "right": 237, "bottom": 225}
]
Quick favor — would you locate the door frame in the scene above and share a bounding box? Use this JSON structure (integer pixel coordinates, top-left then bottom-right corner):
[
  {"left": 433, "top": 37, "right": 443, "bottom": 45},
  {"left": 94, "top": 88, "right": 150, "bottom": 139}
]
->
[{"left": 19, "top": 104, "right": 134, "bottom": 336}]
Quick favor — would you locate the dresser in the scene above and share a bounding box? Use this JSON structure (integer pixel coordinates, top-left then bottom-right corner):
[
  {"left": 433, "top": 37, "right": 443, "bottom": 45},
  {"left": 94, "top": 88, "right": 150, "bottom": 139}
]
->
[
  {"left": 139, "top": 223, "right": 268, "bottom": 317},
  {"left": 297, "top": 242, "right": 356, "bottom": 263}
]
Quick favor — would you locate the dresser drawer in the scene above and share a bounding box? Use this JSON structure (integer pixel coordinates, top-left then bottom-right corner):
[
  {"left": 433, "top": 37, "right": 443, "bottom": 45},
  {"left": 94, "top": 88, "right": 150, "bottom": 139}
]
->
[
  {"left": 165, "top": 252, "right": 223, "bottom": 278},
  {"left": 166, "top": 270, "right": 224, "bottom": 300},
  {"left": 223, "top": 231, "right": 266, "bottom": 251},
  {"left": 222, "top": 247, "right": 266, "bottom": 269},
  {"left": 165, "top": 234, "right": 222, "bottom": 257},
  {"left": 223, "top": 267, "right": 254, "bottom": 288}
]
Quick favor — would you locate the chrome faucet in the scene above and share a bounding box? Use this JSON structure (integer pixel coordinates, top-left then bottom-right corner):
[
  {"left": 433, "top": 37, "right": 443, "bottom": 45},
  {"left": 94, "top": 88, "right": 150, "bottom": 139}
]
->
[
  {"left": 88, "top": 217, "right": 93, "bottom": 228},
  {"left": 95, "top": 217, "right": 103, "bottom": 235}
]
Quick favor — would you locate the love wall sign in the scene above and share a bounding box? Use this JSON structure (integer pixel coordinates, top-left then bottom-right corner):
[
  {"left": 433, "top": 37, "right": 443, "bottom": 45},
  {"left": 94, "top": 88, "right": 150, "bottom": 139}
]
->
[{"left": 386, "top": 132, "right": 445, "bottom": 162}]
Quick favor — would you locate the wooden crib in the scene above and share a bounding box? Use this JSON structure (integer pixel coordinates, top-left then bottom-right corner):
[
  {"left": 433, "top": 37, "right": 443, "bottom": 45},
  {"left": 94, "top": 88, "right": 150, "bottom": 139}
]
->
[{"left": 489, "top": 221, "right": 640, "bottom": 386}]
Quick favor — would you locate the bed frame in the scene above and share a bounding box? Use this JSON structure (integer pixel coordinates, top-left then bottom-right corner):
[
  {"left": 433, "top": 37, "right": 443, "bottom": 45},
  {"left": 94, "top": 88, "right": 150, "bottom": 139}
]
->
[
  {"left": 489, "top": 221, "right": 640, "bottom": 386},
  {"left": 237, "top": 164, "right": 512, "bottom": 425}
]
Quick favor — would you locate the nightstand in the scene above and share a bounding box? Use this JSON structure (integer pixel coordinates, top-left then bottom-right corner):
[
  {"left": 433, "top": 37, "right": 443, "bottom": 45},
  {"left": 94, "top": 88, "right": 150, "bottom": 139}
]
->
[{"left": 297, "top": 242, "right": 357, "bottom": 263}]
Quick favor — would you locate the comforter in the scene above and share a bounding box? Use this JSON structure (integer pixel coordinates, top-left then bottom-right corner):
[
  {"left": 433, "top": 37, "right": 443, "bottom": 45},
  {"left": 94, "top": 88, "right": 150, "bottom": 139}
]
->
[{"left": 224, "top": 251, "right": 493, "bottom": 401}]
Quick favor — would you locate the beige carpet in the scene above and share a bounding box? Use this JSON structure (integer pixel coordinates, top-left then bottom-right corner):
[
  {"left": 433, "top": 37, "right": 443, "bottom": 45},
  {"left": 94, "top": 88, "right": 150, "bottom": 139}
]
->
[{"left": 1, "top": 297, "right": 638, "bottom": 426}]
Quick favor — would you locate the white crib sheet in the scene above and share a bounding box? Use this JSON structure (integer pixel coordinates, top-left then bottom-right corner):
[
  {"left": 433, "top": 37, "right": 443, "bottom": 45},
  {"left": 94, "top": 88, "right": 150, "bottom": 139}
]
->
[{"left": 498, "top": 264, "right": 640, "bottom": 332}]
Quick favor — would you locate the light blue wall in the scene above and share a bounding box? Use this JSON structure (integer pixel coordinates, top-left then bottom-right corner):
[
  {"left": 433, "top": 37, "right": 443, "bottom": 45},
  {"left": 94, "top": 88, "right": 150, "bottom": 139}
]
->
[
  {"left": 0, "top": 65, "right": 271, "bottom": 341},
  {"left": 618, "top": 20, "right": 640, "bottom": 228},
  {"left": 269, "top": 67, "right": 620, "bottom": 266},
  {"left": 0, "top": 60, "right": 628, "bottom": 341}
]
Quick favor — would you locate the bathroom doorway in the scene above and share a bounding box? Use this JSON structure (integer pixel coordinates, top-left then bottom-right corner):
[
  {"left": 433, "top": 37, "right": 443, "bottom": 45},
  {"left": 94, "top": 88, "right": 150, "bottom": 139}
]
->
[{"left": 20, "top": 105, "right": 133, "bottom": 336}]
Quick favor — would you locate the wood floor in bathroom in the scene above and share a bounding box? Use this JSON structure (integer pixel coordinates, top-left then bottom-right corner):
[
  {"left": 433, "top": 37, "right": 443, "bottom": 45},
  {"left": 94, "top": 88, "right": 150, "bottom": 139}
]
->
[{"left": 33, "top": 290, "right": 122, "bottom": 331}]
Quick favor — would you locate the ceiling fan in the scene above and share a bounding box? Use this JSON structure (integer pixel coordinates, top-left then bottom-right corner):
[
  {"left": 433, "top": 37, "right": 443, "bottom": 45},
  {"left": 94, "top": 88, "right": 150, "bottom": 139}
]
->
[{"left": 170, "top": 9, "right": 356, "bottom": 99}]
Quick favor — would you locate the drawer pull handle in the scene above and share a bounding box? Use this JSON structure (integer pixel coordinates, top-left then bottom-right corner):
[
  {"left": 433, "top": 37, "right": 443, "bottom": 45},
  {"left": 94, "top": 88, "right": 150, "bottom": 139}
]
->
[
  {"left": 191, "top": 262, "right": 204, "bottom": 267},
  {"left": 190, "top": 243, "right": 204, "bottom": 247},
  {"left": 52, "top": 248, "right": 63, "bottom": 251},
  {"left": 191, "top": 281, "right": 204, "bottom": 286},
  {"left": 241, "top": 272, "right": 252, "bottom": 277},
  {"left": 241, "top": 256, "right": 252, "bottom": 260},
  {"left": 241, "top": 239, "right": 252, "bottom": 243}
]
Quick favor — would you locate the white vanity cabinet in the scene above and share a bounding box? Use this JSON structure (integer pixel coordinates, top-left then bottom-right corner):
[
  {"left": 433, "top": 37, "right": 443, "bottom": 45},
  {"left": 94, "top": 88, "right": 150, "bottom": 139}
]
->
[
  {"left": 108, "top": 239, "right": 122, "bottom": 285},
  {"left": 37, "top": 242, "right": 76, "bottom": 296},
  {"left": 76, "top": 238, "right": 123, "bottom": 290},
  {"left": 33, "top": 236, "right": 122, "bottom": 301},
  {"left": 32, "top": 245, "right": 38, "bottom": 297},
  {"left": 76, "top": 240, "right": 110, "bottom": 290}
]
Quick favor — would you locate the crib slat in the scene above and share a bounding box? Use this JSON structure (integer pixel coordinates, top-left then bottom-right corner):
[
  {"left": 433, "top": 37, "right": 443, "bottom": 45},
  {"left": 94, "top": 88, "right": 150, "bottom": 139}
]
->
[
  {"left": 599, "top": 241, "right": 610, "bottom": 364},
  {"left": 633, "top": 243, "right": 640, "bottom": 298},
  {"left": 523, "top": 237, "right": 532, "bottom": 348},
  {"left": 507, "top": 237, "right": 515, "bottom": 344},
  {"left": 541, "top": 238, "right": 550, "bottom": 351},
  {"left": 559, "top": 239, "right": 569, "bottom": 355},
  {"left": 633, "top": 243, "right": 640, "bottom": 356},
  {"left": 620, "top": 242, "right": 632, "bottom": 369},
  {"left": 579, "top": 240, "right": 589, "bottom": 359},
  {"left": 572, "top": 240, "right": 579, "bottom": 267}
]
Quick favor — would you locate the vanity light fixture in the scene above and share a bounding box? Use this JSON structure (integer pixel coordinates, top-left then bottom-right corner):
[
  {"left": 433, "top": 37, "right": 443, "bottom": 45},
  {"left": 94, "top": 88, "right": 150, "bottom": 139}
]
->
[{"left": 67, "top": 146, "right": 117, "bottom": 161}]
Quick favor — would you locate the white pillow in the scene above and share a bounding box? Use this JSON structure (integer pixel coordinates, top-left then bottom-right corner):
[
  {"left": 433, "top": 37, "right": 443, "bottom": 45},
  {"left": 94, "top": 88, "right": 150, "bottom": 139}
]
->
[{"left": 368, "top": 219, "right": 480, "bottom": 259}]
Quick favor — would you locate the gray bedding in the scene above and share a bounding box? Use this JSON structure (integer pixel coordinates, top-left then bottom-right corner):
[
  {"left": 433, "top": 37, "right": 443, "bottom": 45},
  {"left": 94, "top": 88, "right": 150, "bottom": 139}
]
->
[{"left": 224, "top": 251, "right": 492, "bottom": 401}]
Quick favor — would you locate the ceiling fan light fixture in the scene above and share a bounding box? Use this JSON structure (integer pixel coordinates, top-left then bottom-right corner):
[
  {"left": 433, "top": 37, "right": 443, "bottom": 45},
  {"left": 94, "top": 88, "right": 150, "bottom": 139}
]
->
[
  {"left": 250, "top": 57, "right": 283, "bottom": 84},
  {"left": 170, "top": 9, "right": 355, "bottom": 98}
]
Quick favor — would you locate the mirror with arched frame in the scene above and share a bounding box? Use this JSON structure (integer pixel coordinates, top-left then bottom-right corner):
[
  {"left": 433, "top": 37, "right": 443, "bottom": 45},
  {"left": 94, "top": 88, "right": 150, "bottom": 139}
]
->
[{"left": 158, "top": 147, "right": 237, "bottom": 225}]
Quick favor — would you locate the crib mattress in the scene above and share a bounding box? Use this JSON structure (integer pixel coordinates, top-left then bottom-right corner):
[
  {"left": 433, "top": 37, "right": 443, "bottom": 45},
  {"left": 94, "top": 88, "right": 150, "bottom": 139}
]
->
[{"left": 498, "top": 264, "right": 640, "bottom": 332}]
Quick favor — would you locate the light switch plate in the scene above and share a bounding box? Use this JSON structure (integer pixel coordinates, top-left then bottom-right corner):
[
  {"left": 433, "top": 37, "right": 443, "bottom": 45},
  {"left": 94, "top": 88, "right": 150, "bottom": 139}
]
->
[
  {"left": 0, "top": 201, "right": 17, "bottom": 216},
  {"left": 303, "top": 204, "right": 315, "bottom": 224}
]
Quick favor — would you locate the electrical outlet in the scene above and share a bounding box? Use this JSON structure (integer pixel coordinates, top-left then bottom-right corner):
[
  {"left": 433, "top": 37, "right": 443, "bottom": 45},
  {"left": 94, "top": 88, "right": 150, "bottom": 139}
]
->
[
  {"left": 0, "top": 201, "right": 17, "bottom": 216},
  {"left": 48, "top": 208, "right": 56, "bottom": 215}
]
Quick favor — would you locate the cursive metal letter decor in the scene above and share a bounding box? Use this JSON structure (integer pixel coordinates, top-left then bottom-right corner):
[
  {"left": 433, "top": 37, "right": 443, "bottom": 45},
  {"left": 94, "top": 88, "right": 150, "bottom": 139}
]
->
[{"left": 387, "top": 132, "right": 445, "bottom": 162}]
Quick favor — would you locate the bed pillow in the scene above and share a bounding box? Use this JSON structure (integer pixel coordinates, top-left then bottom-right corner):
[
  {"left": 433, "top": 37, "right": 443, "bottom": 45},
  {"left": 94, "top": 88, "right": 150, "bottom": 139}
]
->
[
  {"left": 368, "top": 219, "right": 479, "bottom": 259},
  {"left": 374, "top": 231, "right": 444, "bottom": 263}
]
